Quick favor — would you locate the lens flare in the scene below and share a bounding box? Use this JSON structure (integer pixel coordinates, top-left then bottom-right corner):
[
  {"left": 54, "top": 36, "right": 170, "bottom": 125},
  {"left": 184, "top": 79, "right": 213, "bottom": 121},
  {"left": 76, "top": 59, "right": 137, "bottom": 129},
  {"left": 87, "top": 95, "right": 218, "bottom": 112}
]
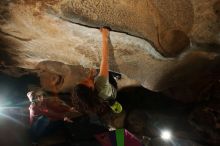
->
[
  {"left": 161, "top": 130, "right": 172, "bottom": 140},
  {"left": 0, "top": 112, "right": 25, "bottom": 127}
]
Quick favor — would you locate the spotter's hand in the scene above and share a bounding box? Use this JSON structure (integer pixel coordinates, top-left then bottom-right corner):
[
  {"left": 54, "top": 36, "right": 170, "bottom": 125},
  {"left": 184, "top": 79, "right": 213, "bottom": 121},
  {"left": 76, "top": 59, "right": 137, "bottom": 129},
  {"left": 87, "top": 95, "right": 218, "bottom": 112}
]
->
[{"left": 64, "top": 117, "right": 73, "bottom": 123}]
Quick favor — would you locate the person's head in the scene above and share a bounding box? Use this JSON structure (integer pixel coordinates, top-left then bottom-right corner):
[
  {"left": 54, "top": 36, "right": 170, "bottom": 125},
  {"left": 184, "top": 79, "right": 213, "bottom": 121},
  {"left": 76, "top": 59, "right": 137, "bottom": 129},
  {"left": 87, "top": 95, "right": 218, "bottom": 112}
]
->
[
  {"left": 27, "top": 89, "right": 46, "bottom": 104},
  {"left": 34, "top": 90, "right": 46, "bottom": 103},
  {"left": 73, "top": 83, "right": 96, "bottom": 112},
  {"left": 73, "top": 82, "right": 110, "bottom": 114}
]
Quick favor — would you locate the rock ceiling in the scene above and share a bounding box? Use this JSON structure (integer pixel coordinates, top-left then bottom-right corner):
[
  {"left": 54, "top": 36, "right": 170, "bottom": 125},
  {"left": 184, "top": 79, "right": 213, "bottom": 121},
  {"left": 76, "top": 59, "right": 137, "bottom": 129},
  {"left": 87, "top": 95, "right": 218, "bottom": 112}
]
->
[{"left": 0, "top": 0, "right": 220, "bottom": 97}]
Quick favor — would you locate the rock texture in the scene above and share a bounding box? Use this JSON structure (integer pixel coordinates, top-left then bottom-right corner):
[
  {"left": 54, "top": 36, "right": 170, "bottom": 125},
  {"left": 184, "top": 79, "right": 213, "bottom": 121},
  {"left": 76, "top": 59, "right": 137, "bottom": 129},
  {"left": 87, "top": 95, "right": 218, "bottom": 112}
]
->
[{"left": 0, "top": 0, "right": 220, "bottom": 95}]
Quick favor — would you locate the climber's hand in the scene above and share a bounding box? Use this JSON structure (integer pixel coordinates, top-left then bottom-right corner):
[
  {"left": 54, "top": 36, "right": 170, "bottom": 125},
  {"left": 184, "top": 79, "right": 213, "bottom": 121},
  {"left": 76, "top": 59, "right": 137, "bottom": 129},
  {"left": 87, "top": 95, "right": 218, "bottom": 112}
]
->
[
  {"left": 70, "top": 107, "right": 77, "bottom": 112},
  {"left": 100, "top": 27, "right": 110, "bottom": 37}
]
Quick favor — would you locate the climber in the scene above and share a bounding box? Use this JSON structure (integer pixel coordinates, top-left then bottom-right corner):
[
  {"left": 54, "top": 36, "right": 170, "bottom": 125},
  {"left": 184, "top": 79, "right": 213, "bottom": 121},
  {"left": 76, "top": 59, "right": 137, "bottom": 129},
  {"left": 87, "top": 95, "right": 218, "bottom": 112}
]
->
[
  {"left": 27, "top": 88, "right": 82, "bottom": 142},
  {"left": 73, "top": 27, "right": 122, "bottom": 115}
]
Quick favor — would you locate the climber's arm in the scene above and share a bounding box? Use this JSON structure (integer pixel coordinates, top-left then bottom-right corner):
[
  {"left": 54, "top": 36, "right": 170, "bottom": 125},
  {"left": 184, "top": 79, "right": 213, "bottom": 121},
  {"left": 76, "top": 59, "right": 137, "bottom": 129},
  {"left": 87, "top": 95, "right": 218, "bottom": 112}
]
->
[{"left": 99, "top": 28, "right": 109, "bottom": 78}]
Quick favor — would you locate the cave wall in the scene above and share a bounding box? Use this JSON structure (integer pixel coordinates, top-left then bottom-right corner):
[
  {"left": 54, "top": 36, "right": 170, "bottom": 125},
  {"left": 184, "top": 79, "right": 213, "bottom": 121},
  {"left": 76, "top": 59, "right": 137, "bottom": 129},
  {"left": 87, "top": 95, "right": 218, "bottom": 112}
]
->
[{"left": 0, "top": 0, "right": 220, "bottom": 99}]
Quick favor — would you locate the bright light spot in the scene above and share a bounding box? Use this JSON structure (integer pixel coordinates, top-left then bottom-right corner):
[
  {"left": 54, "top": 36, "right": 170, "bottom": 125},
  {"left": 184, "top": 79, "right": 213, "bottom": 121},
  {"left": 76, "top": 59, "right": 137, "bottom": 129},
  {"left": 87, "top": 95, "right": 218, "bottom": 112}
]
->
[{"left": 161, "top": 130, "right": 172, "bottom": 140}]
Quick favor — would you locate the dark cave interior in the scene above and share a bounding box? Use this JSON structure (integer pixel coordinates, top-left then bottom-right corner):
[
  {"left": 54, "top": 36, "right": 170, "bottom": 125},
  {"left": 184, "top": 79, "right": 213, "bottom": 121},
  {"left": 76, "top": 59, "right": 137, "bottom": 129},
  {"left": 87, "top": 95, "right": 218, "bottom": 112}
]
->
[{"left": 0, "top": 72, "right": 220, "bottom": 146}]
